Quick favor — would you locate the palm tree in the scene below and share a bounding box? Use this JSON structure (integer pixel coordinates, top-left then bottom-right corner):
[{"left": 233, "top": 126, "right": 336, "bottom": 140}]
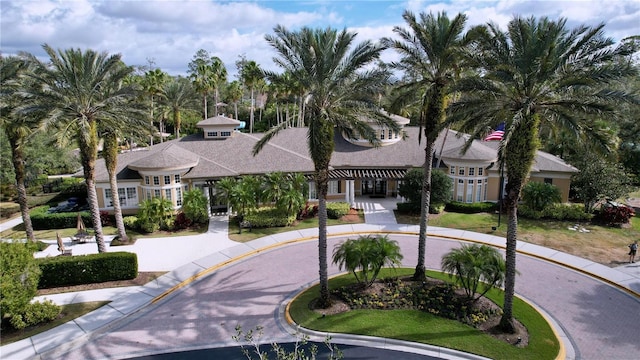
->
[
  {"left": 449, "top": 16, "right": 638, "bottom": 332},
  {"left": 254, "top": 25, "right": 400, "bottom": 307},
  {"left": 441, "top": 244, "right": 505, "bottom": 302},
  {"left": 210, "top": 57, "right": 227, "bottom": 116},
  {"left": 101, "top": 74, "right": 149, "bottom": 243},
  {"left": 142, "top": 69, "right": 168, "bottom": 144},
  {"left": 240, "top": 60, "right": 263, "bottom": 133},
  {"left": 162, "top": 78, "right": 198, "bottom": 138},
  {"left": 225, "top": 80, "right": 244, "bottom": 120},
  {"left": 332, "top": 235, "right": 403, "bottom": 287},
  {"left": 189, "top": 61, "right": 215, "bottom": 120},
  {"left": 382, "top": 11, "right": 470, "bottom": 282},
  {"left": 0, "top": 55, "right": 38, "bottom": 242},
  {"left": 25, "top": 45, "right": 143, "bottom": 253}
]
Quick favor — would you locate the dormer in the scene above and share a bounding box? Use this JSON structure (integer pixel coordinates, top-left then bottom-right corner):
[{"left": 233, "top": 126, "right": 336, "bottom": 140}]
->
[
  {"left": 196, "top": 115, "right": 242, "bottom": 140},
  {"left": 343, "top": 110, "right": 410, "bottom": 147}
]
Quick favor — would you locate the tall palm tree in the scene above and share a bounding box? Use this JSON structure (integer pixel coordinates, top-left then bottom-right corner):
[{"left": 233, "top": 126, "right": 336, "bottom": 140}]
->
[
  {"left": 101, "top": 73, "right": 150, "bottom": 243},
  {"left": 142, "top": 69, "right": 168, "bottom": 144},
  {"left": 190, "top": 62, "right": 213, "bottom": 119},
  {"left": 162, "top": 78, "right": 198, "bottom": 138},
  {"left": 254, "top": 25, "right": 400, "bottom": 307},
  {"left": 210, "top": 57, "right": 227, "bottom": 116},
  {"left": 0, "top": 55, "right": 38, "bottom": 242},
  {"left": 225, "top": 80, "right": 244, "bottom": 120},
  {"left": 449, "top": 16, "right": 638, "bottom": 332},
  {"left": 382, "top": 11, "right": 469, "bottom": 282},
  {"left": 240, "top": 60, "right": 263, "bottom": 133},
  {"left": 25, "top": 45, "right": 143, "bottom": 253}
]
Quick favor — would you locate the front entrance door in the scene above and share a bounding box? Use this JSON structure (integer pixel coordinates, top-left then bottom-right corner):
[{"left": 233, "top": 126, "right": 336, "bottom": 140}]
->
[{"left": 362, "top": 179, "right": 387, "bottom": 197}]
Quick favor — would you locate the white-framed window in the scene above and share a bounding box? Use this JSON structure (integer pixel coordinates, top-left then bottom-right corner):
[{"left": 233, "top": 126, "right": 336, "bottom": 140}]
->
[
  {"left": 105, "top": 187, "right": 138, "bottom": 207},
  {"left": 457, "top": 179, "right": 464, "bottom": 202},
  {"left": 146, "top": 190, "right": 151, "bottom": 200},
  {"left": 458, "top": 167, "right": 465, "bottom": 176},
  {"left": 176, "top": 187, "right": 183, "bottom": 206},
  {"left": 476, "top": 182, "right": 483, "bottom": 202},
  {"left": 394, "top": 131, "right": 398, "bottom": 139},
  {"left": 328, "top": 180, "right": 341, "bottom": 194},
  {"left": 478, "top": 167, "right": 483, "bottom": 176},
  {"left": 153, "top": 176, "right": 160, "bottom": 185},
  {"left": 207, "top": 131, "right": 218, "bottom": 137},
  {"left": 145, "top": 176, "right": 150, "bottom": 185},
  {"left": 450, "top": 166, "right": 455, "bottom": 175},
  {"left": 388, "top": 130, "right": 393, "bottom": 139},
  {"left": 164, "top": 175, "right": 171, "bottom": 185},
  {"left": 165, "top": 189, "right": 172, "bottom": 200},
  {"left": 484, "top": 179, "right": 489, "bottom": 200},
  {"left": 308, "top": 182, "right": 318, "bottom": 199},
  {"left": 174, "top": 174, "right": 181, "bottom": 183},
  {"left": 380, "top": 130, "right": 385, "bottom": 139},
  {"left": 154, "top": 189, "right": 161, "bottom": 198},
  {"left": 466, "top": 180, "right": 473, "bottom": 203},
  {"left": 221, "top": 131, "right": 231, "bottom": 137},
  {"left": 469, "top": 167, "right": 475, "bottom": 176}
]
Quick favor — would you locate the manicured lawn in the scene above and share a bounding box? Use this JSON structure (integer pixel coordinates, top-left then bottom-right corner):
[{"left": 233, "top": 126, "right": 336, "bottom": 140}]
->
[
  {"left": 228, "top": 210, "right": 364, "bottom": 243},
  {"left": 0, "top": 301, "right": 109, "bottom": 346},
  {"left": 289, "top": 268, "right": 559, "bottom": 360},
  {"left": 396, "top": 211, "right": 638, "bottom": 266}
]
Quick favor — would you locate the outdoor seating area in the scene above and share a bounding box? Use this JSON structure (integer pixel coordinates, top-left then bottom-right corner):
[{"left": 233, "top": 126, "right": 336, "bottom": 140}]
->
[{"left": 71, "top": 213, "right": 93, "bottom": 243}]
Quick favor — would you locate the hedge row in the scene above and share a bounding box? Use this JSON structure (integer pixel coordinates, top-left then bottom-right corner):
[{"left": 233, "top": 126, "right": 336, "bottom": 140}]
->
[
  {"left": 30, "top": 206, "right": 92, "bottom": 230},
  {"left": 396, "top": 202, "right": 446, "bottom": 214},
  {"left": 244, "top": 207, "right": 297, "bottom": 228},
  {"left": 327, "top": 202, "right": 351, "bottom": 219},
  {"left": 445, "top": 201, "right": 498, "bottom": 214},
  {"left": 36, "top": 252, "right": 138, "bottom": 289},
  {"left": 518, "top": 203, "right": 592, "bottom": 221}
]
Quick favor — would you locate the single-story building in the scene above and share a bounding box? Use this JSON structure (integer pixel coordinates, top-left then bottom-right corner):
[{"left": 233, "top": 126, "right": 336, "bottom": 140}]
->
[{"left": 91, "top": 113, "right": 577, "bottom": 214}]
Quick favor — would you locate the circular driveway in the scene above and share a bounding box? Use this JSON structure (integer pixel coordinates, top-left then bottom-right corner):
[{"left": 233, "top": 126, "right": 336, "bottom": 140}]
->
[{"left": 49, "top": 234, "right": 640, "bottom": 360}]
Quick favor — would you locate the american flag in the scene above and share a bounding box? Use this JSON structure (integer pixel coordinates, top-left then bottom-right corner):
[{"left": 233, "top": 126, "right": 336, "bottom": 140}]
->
[{"left": 484, "top": 122, "right": 505, "bottom": 141}]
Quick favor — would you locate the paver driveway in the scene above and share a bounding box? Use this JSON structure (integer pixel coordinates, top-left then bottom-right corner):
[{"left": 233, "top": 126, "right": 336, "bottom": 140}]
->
[{"left": 43, "top": 235, "right": 640, "bottom": 360}]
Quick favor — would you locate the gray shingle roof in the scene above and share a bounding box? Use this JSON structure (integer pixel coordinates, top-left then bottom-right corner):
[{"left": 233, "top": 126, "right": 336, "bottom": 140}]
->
[
  {"left": 91, "top": 126, "right": 577, "bottom": 182},
  {"left": 128, "top": 144, "right": 199, "bottom": 171},
  {"left": 196, "top": 115, "right": 241, "bottom": 127}
]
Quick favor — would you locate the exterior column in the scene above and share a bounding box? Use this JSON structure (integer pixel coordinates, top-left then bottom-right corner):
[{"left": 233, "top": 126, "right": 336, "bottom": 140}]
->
[
  {"left": 203, "top": 186, "right": 211, "bottom": 217},
  {"left": 348, "top": 180, "right": 355, "bottom": 207}
]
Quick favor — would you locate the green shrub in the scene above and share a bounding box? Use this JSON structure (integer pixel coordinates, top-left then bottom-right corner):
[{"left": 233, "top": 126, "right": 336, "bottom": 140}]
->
[
  {"left": 37, "top": 252, "right": 138, "bottom": 288},
  {"left": 326, "top": 202, "right": 351, "bottom": 219},
  {"left": 445, "top": 202, "right": 497, "bottom": 214},
  {"left": 9, "top": 300, "right": 60, "bottom": 330},
  {"left": 430, "top": 203, "right": 445, "bottom": 214},
  {"left": 123, "top": 216, "right": 138, "bottom": 229},
  {"left": 544, "top": 203, "right": 592, "bottom": 221},
  {"left": 30, "top": 206, "right": 92, "bottom": 230},
  {"left": 519, "top": 203, "right": 592, "bottom": 221},
  {"left": 244, "top": 207, "right": 297, "bottom": 228},
  {"left": 397, "top": 202, "right": 420, "bottom": 214},
  {"left": 138, "top": 219, "right": 159, "bottom": 234},
  {"left": 1, "top": 242, "right": 41, "bottom": 321},
  {"left": 332, "top": 235, "right": 403, "bottom": 287},
  {"left": 517, "top": 204, "right": 544, "bottom": 220},
  {"left": 522, "top": 182, "right": 562, "bottom": 211}
]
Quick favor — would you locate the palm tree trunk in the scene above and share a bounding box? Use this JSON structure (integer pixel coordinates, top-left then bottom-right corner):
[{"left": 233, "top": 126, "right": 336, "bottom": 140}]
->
[
  {"left": 9, "top": 137, "right": 35, "bottom": 242},
  {"left": 413, "top": 138, "right": 436, "bottom": 281},
  {"left": 203, "top": 94, "right": 208, "bottom": 119},
  {"left": 234, "top": 102, "right": 238, "bottom": 120},
  {"left": 79, "top": 126, "right": 106, "bottom": 252},
  {"left": 317, "top": 169, "right": 331, "bottom": 308},
  {"left": 499, "top": 189, "right": 519, "bottom": 333},
  {"left": 250, "top": 88, "right": 255, "bottom": 133},
  {"left": 104, "top": 132, "right": 128, "bottom": 243}
]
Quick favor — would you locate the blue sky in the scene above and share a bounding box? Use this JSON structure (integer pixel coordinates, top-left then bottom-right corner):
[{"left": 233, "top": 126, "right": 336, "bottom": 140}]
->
[{"left": 1, "top": 0, "right": 638, "bottom": 77}]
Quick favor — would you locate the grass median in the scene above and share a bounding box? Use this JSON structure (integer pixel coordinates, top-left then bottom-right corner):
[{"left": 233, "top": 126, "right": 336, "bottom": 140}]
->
[{"left": 289, "top": 268, "right": 560, "bottom": 360}]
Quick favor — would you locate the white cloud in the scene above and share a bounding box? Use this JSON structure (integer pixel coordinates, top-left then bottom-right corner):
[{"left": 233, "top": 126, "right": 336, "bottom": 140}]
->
[{"left": 1, "top": 0, "right": 637, "bottom": 78}]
